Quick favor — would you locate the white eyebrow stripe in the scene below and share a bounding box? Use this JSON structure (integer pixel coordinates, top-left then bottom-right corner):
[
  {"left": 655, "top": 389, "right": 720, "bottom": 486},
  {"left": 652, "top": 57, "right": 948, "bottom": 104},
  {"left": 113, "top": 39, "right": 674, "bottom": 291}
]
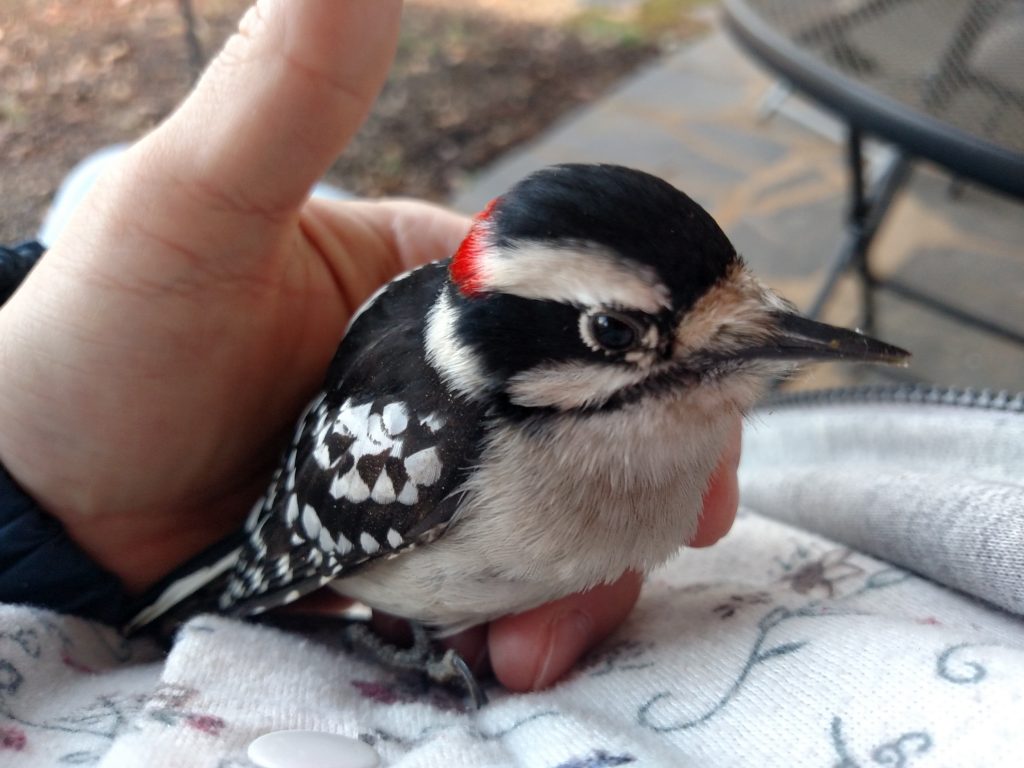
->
[{"left": 477, "top": 241, "right": 671, "bottom": 313}]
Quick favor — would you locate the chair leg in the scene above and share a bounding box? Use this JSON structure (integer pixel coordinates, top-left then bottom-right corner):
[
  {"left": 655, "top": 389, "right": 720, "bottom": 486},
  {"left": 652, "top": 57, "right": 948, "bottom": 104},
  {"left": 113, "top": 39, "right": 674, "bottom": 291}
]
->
[
  {"left": 846, "top": 127, "right": 876, "bottom": 333},
  {"left": 808, "top": 126, "right": 910, "bottom": 335}
]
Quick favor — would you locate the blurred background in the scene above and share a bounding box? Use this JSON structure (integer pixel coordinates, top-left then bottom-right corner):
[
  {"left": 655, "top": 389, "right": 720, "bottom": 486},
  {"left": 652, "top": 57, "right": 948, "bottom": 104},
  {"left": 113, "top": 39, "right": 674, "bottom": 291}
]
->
[
  {"left": 0, "top": 0, "right": 705, "bottom": 238},
  {"left": 2, "top": 0, "right": 1021, "bottom": 393}
]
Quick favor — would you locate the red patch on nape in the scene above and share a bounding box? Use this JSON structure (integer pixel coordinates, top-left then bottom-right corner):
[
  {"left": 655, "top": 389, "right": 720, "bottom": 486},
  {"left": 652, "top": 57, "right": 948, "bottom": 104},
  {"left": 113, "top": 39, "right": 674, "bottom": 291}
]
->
[{"left": 450, "top": 197, "right": 499, "bottom": 296}]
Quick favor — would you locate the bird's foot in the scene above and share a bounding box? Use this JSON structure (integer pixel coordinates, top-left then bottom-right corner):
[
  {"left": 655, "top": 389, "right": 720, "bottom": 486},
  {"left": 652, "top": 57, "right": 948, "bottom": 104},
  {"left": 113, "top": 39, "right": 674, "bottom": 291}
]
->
[{"left": 343, "top": 620, "right": 488, "bottom": 709}]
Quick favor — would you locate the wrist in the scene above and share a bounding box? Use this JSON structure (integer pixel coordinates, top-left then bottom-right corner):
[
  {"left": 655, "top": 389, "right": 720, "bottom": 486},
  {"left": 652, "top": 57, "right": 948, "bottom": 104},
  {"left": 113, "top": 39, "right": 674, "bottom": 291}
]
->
[
  {"left": 0, "top": 239, "right": 132, "bottom": 625},
  {"left": 0, "top": 455, "right": 130, "bottom": 625}
]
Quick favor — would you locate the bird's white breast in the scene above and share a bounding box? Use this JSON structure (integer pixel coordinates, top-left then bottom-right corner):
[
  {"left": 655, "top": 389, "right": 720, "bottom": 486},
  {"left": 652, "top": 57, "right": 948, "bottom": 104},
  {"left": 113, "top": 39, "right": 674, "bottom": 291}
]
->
[{"left": 335, "top": 389, "right": 737, "bottom": 632}]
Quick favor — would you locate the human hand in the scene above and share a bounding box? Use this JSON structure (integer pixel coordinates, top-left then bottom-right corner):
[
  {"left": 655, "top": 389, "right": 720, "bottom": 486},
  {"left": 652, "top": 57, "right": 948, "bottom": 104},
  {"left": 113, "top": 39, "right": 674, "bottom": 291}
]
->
[
  {"left": 0, "top": 0, "right": 415, "bottom": 589},
  {"left": 0, "top": 0, "right": 740, "bottom": 690}
]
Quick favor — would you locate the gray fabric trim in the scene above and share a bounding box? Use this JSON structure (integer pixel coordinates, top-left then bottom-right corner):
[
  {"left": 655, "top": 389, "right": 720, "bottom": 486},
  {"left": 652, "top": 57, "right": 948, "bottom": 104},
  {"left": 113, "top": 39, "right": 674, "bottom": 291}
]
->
[{"left": 739, "top": 403, "right": 1024, "bottom": 615}]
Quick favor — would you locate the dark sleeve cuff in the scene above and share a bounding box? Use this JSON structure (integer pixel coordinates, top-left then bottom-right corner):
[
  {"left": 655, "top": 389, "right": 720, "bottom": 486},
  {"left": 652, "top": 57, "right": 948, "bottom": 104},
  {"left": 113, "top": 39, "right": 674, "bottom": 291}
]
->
[
  {"left": 0, "top": 239, "right": 45, "bottom": 304},
  {"left": 0, "top": 448, "right": 130, "bottom": 627}
]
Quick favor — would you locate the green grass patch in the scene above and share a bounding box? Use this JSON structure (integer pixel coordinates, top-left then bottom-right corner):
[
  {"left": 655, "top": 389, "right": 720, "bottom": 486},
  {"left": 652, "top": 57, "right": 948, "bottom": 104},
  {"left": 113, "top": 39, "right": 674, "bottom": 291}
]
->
[{"left": 569, "top": 0, "right": 712, "bottom": 45}]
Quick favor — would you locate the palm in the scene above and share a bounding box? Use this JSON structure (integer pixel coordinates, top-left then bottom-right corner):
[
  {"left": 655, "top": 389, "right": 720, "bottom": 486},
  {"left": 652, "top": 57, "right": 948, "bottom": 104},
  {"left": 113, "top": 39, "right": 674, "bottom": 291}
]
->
[{"left": 0, "top": 190, "right": 467, "bottom": 590}]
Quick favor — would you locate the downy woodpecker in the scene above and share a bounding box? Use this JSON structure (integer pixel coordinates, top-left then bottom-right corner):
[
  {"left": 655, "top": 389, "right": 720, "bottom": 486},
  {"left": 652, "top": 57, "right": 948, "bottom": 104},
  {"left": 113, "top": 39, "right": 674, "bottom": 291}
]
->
[{"left": 127, "top": 164, "right": 907, "bottom": 638}]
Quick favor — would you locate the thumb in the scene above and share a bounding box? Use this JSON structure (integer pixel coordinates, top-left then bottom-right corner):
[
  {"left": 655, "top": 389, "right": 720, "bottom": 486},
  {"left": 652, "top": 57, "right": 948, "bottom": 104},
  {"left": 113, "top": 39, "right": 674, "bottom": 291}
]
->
[{"left": 133, "top": 0, "right": 402, "bottom": 246}]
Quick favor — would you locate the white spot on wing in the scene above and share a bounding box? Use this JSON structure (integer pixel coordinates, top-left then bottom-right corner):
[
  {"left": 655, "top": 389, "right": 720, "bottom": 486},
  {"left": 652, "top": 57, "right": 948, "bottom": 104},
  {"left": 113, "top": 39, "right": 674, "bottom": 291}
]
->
[
  {"left": 301, "top": 505, "right": 322, "bottom": 539},
  {"left": 398, "top": 482, "right": 418, "bottom": 505},
  {"left": 330, "top": 467, "right": 370, "bottom": 503},
  {"left": 337, "top": 532, "right": 353, "bottom": 555},
  {"left": 337, "top": 401, "right": 373, "bottom": 437},
  {"left": 382, "top": 402, "right": 409, "bottom": 435},
  {"left": 420, "top": 412, "right": 445, "bottom": 432},
  {"left": 317, "top": 527, "right": 335, "bottom": 553},
  {"left": 285, "top": 495, "right": 299, "bottom": 525},
  {"left": 360, "top": 532, "right": 380, "bottom": 554},
  {"left": 313, "top": 443, "right": 332, "bottom": 470},
  {"left": 404, "top": 447, "right": 442, "bottom": 487},
  {"left": 366, "top": 414, "right": 388, "bottom": 446},
  {"left": 371, "top": 471, "right": 397, "bottom": 504},
  {"left": 387, "top": 528, "right": 403, "bottom": 548}
]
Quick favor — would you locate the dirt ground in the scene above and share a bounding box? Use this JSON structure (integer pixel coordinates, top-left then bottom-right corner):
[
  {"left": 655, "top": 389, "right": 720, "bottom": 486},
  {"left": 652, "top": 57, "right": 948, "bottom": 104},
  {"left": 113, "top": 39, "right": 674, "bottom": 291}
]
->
[{"left": 0, "top": 0, "right": 705, "bottom": 242}]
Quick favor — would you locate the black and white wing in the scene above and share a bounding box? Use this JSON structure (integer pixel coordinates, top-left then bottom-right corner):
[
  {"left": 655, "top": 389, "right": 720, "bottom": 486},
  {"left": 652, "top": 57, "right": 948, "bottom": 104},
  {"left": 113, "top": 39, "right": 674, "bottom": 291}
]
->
[
  {"left": 223, "top": 389, "right": 475, "bottom": 615},
  {"left": 126, "top": 261, "right": 485, "bottom": 631}
]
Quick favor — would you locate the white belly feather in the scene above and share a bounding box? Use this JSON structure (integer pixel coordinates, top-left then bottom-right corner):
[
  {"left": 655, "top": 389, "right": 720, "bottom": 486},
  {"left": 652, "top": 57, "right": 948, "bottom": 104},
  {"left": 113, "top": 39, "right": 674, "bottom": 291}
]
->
[{"left": 335, "top": 391, "right": 735, "bottom": 632}]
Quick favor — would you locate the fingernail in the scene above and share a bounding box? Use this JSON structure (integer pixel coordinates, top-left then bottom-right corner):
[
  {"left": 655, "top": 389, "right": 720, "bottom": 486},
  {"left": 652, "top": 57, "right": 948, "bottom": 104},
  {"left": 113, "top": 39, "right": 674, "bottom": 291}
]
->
[{"left": 532, "top": 610, "right": 594, "bottom": 690}]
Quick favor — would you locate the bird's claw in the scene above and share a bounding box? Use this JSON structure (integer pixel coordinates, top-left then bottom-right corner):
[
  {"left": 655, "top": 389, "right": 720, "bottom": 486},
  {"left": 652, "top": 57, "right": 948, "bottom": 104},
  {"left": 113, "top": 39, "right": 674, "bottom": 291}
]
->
[{"left": 343, "top": 620, "right": 488, "bottom": 709}]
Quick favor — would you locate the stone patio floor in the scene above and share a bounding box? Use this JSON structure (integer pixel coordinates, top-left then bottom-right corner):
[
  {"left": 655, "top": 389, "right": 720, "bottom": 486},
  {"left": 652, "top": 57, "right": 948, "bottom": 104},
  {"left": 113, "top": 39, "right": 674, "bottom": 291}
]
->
[{"left": 451, "top": 23, "right": 1024, "bottom": 394}]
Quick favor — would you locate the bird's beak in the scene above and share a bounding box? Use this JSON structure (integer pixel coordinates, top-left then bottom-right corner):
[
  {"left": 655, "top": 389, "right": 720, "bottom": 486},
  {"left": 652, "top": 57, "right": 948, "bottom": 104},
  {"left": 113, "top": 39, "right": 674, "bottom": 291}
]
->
[{"left": 735, "top": 311, "right": 910, "bottom": 365}]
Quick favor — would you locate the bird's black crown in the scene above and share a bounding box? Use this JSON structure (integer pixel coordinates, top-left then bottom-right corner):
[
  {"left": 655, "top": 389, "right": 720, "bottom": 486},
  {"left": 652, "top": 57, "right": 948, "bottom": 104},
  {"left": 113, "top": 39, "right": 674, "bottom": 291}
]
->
[{"left": 490, "top": 164, "right": 739, "bottom": 313}]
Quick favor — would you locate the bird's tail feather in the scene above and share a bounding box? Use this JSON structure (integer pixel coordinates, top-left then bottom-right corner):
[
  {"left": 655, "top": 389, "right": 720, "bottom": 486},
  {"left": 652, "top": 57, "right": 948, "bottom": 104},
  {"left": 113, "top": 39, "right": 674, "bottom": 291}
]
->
[{"left": 123, "top": 530, "right": 247, "bottom": 637}]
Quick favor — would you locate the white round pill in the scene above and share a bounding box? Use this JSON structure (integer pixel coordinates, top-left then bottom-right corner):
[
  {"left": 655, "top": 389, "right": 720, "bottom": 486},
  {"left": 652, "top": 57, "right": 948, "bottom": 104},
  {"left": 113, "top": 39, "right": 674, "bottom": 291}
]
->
[{"left": 247, "top": 729, "right": 381, "bottom": 768}]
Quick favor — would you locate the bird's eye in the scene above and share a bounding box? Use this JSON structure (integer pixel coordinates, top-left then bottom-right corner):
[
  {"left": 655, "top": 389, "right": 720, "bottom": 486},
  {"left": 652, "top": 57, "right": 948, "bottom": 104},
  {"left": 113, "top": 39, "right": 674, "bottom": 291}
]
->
[{"left": 587, "top": 312, "right": 644, "bottom": 353}]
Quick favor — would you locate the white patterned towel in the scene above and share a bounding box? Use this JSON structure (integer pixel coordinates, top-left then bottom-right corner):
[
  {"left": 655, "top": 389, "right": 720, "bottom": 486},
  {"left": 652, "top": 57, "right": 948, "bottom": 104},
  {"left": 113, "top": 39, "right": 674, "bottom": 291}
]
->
[{"left": 2, "top": 392, "right": 1021, "bottom": 766}]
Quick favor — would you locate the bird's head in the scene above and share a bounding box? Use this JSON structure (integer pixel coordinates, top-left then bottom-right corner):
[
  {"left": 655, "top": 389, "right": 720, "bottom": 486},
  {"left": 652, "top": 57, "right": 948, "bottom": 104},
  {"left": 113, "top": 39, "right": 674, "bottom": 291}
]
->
[{"left": 428, "top": 164, "right": 907, "bottom": 416}]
